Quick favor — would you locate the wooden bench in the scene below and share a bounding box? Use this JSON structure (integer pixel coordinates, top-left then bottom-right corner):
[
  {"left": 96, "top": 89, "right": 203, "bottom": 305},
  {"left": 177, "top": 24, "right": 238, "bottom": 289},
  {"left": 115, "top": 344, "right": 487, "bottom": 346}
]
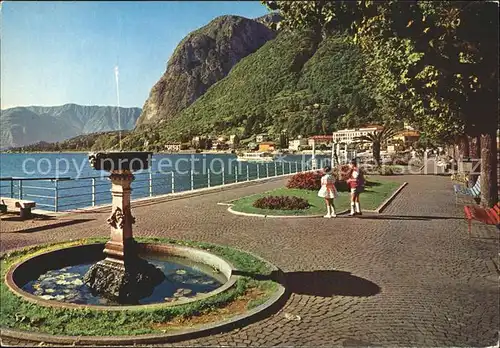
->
[
  {"left": 463, "top": 202, "right": 500, "bottom": 236},
  {"left": 0, "top": 197, "right": 36, "bottom": 219}
]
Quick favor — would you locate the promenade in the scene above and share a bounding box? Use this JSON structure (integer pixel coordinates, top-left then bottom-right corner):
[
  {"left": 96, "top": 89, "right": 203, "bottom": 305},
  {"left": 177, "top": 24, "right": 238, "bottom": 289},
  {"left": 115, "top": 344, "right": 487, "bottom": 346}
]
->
[{"left": 1, "top": 175, "right": 498, "bottom": 346}]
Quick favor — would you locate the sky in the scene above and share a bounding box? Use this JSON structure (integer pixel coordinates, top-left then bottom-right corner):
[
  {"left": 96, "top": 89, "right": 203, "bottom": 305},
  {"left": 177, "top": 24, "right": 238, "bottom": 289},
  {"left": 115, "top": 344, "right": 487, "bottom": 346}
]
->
[{"left": 0, "top": 1, "right": 270, "bottom": 109}]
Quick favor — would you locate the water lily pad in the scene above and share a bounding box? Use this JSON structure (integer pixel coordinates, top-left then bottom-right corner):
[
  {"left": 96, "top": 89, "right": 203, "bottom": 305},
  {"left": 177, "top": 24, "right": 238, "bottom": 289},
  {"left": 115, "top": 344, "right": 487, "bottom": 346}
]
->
[
  {"left": 175, "top": 269, "right": 187, "bottom": 275},
  {"left": 54, "top": 295, "right": 66, "bottom": 301},
  {"left": 45, "top": 288, "right": 56, "bottom": 294},
  {"left": 72, "top": 279, "right": 84, "bottom": 286},
  {"left": 173, "top": 288, "right": 192, "bottom": 297},
  {"left": 40, "top": 295, "right": 55, "bottom": 300},
  {"left": 55, "top": 280, "right": 70, "bottom": 285}
]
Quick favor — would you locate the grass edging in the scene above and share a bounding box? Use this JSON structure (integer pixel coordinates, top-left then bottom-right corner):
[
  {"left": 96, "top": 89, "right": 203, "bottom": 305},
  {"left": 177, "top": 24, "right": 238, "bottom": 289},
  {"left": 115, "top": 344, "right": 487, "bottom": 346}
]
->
[
  {"left": 374, "top": 182, "right": 408, "bottom": 213},
  {"left": 0, "top": 238, "right": 287, "bottom": 344},
  {"left": 225, "top": 178, "right": 402, "bottom": 218}
]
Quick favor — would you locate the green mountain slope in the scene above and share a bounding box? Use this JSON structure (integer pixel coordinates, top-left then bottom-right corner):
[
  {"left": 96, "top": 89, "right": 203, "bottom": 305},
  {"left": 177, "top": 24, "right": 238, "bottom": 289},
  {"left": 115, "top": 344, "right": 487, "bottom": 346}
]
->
[{"left": 123, "top": 31, "right": 380, "bottom": 150}]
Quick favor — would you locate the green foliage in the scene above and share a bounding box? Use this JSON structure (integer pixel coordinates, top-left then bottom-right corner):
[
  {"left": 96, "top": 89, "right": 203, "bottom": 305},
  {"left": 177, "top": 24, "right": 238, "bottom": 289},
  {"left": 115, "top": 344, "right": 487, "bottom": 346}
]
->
[
  {"left": 267, "top": 0, "right": 498, "bottom": 205},
  {"left": 355, "top": 127, "right": 397, "bottom": 166},
  {"left": 129, "top": 31, "right": 381, "bottom": 145}
]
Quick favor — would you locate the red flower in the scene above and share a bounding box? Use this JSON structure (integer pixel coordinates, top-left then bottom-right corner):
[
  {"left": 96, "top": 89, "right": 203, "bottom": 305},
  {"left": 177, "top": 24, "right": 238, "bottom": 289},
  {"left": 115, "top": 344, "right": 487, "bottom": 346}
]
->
[{"left": 253, "top": 196, "right": 310, "bottom": 210}]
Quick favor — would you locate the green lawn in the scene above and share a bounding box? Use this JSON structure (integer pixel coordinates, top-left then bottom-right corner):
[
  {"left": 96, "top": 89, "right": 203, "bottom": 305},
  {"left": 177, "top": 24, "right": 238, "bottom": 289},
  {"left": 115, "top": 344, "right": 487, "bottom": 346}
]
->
[{"left": 230, "top": 178, "right": 401, "bottom": 216}]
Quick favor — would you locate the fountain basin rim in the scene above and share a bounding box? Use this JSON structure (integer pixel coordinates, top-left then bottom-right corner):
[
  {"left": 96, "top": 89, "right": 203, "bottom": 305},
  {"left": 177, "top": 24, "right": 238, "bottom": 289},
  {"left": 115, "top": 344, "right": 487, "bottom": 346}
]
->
[{"left": 5, "top": 242, "right": 238, "bottom": 311}]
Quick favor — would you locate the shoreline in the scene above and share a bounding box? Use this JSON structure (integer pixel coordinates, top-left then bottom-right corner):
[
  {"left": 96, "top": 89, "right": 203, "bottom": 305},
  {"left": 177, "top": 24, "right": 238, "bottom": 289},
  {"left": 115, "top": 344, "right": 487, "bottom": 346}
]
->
[{"left": 0, "top": 150, "right": 236, "bottom": 155}]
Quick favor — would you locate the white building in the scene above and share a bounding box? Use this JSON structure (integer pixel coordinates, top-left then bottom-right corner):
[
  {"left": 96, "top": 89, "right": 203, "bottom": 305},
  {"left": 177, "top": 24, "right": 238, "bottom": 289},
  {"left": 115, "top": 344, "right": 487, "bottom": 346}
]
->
[
  {"left": 332, "top": 125, "right": 384, "bottom": 144},
  {"left": 288, "top": 138, "right": 308, "bottom": 151},
  {"left": 256, "top": 133, "right": 269, "bottom": 143},
  {"left": 165, "top": 143, "right": 181, "bottom": 152}
]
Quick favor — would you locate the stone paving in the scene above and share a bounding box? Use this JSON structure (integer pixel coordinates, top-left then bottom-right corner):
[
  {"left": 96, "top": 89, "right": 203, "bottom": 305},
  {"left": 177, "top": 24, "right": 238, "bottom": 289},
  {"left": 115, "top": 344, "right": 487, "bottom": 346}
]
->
[{"left": 1, "top": 175, "right": 498, "bottom": 347}]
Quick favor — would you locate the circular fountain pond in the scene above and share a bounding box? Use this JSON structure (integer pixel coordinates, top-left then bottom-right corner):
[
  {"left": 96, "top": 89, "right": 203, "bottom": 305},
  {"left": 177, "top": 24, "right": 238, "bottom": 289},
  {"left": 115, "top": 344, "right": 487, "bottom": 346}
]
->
[{"left": 6, "top": 242, "right": 235, "bottom": 309}]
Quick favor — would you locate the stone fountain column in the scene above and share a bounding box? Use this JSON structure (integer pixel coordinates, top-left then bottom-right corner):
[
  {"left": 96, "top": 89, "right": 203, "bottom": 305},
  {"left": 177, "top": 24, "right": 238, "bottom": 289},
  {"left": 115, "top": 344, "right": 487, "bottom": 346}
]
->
[
  {"left": 84, "top": 152, "right": 164, "bottom": 304},
  {"left": 103, "top": 170, "right": 136, "bottom": 262}
]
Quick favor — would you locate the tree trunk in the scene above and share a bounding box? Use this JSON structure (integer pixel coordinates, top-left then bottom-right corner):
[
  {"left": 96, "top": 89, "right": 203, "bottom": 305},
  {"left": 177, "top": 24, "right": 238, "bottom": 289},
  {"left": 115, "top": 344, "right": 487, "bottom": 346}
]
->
[
  {"left": 472, "top": 136, "right": 481, "bottom": 159},
  {"left": 373, "top": 142, "right": 381, "bottom": 167},
  {"left": 480, "top": 131, "right": 498, "bottom": 207},
  {"left": 460, "top": 134, "right": 470, "bottom": 158}
]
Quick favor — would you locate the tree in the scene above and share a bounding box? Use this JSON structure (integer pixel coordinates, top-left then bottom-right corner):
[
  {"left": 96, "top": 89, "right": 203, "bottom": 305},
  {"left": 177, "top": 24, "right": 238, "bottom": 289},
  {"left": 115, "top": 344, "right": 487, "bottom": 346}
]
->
[
  {"left": 264, "top": 0, "right": 498, "bottom": 207},
  {"left": 279, "top": 131, "right": 289, "bottom": 149},
  {"left": 355, "top": 127, "right": 397, "bottom": 167}
]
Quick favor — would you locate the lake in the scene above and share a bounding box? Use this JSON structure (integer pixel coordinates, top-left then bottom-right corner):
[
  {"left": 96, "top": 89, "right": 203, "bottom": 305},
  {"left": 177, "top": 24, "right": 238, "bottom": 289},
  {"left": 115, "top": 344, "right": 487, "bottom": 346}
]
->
[{"left": 0, "top": 152, "right": 329, "bottom": 211}]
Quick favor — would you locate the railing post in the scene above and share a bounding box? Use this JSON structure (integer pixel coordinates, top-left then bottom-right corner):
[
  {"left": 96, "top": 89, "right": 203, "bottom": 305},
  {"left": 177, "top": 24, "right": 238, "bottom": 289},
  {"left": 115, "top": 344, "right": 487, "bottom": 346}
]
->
[
  {"left": 54, "top": 179, "right": 59, "bottom": 212},
  {"left": 190, "top": 169, "right": 194, "bottom": 190},
  {"left": 301, "top": 161, "right": 303, "bottom": 172},
  {"left": 149, "top": 171, "right": 153, "bottom": 197},
  {"left": 91, "top": 178, "right": 96, "bottom": 207},
  {"left": 274, "top": 161, "right": 277, "bottom": 176},
  {"left": 281, "top": 161, "right": 285, "bottom": 175},
  {"left": 18, "top": 180, "right": 22, "bottom": 199},
  {"left": 207, "top": 169, "right": 211, "bottom": 188},
  {"left": 235, "top": 166, "right": 239, "bottom": 183},
  {"left": 288, "top": 162, "right": 291, "bottom": 174},
  {"left": 246, "top": 164, "right": 249, "bottom": 181},
  {"left": 257, "top": 164, "right": 260, "bottom": 179},
  {"left": 222, "top": 166, "right": 225, "bottom": 185},
  {"left": 266, "top": 163, "right": 269, "bottom": 177},
  {"left": 295, "top": 162, "right": 298, "bottom": 173},
  {"left": 171, "top": 172, "right": 175, "bottom": 193},
  {"left": 10, "top": 180, "right": 14, "bottom": 198}
]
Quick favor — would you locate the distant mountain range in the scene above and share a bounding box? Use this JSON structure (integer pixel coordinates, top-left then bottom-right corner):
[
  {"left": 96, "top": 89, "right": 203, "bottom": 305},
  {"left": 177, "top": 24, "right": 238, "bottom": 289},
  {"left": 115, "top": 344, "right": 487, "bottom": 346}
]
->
[{"left": 0, "top": 104, "right": 141, "bottom": 148}]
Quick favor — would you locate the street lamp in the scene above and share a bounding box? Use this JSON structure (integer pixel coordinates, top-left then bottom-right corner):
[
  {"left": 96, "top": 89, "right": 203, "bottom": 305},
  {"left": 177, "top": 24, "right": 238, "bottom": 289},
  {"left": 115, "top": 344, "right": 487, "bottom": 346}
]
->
[{"left": 311, "top": 138, "right": 317, "bottom": 170}]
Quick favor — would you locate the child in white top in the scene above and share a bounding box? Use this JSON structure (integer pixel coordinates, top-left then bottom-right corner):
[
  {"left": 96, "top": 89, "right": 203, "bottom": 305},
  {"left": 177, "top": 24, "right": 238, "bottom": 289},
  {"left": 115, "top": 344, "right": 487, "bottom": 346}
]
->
[{"left": 317, "top": 166, "right": 338, "bottom": 218}]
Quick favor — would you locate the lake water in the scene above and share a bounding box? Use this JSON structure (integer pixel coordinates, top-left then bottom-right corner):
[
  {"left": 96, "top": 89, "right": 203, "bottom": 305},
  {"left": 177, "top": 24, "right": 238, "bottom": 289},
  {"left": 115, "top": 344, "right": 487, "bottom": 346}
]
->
[
  {"left": 0, "top": 152, "right": 329, "bottom": 211},
  {"left": 22, "top": 253, "right": 226, "bottom": 306}
]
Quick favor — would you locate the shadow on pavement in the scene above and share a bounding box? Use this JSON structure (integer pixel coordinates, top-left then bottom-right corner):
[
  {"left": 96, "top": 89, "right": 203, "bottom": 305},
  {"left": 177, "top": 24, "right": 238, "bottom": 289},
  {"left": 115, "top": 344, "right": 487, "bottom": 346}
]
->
[
  {"left": 285, "top": 270, "right": 380, "bottom": 297},
  {"left": 357, "top": 214, "right": 462, "bottom": 221},
  {"left": 1, "top": 218, "right": 95, "bottom": 234},
  {"left": 0, "top": 213, "right": 58, "bottom": 222},
  {"left": 233, "top": 269, "right": 380, "bottom": 297}
]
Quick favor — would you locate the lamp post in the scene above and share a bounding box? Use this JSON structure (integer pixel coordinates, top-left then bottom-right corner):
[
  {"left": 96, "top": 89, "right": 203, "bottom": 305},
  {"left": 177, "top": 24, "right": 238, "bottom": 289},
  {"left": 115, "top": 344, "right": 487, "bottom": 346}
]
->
[{"left": 311, "top": 139, "right": 317, "bottom": 170}]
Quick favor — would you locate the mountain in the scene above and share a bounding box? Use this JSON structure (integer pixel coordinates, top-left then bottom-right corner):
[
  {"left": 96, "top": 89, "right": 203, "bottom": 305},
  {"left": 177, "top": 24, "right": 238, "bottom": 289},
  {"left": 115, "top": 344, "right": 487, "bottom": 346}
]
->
[
  {"left": 254, "top": 13, "right": 282, "bottom": 29},
  {"left": 0, "top": 104, "right": 141, "bottom": 148},
  {"left": 12, "top": 131, "right": 130, "bottom": 153},
  {"left": 122, "top": 30, "right": 379, "bottom": 151},
  {"left": 135, "top": 15, "right": 276, "bottom": 127}
]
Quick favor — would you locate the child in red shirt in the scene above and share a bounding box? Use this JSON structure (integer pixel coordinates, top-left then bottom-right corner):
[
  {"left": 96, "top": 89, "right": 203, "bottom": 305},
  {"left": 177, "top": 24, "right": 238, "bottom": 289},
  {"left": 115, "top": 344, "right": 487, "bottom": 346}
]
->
[{"left": 346, "top": 159, "right": 365, "bottom": 216}]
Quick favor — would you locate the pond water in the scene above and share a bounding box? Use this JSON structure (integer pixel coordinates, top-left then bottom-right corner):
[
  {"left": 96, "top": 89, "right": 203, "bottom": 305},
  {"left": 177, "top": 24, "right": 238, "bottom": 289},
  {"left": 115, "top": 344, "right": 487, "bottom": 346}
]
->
[{"left": 21, "top": 254, "right": 226, "bottom": 306}]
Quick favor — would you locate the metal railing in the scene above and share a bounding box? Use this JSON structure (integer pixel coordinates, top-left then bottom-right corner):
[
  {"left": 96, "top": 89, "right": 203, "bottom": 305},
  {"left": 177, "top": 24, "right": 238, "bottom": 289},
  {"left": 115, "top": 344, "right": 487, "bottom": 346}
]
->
[{"left": 0, "top": 161, "right": 312, "bottom": 212}]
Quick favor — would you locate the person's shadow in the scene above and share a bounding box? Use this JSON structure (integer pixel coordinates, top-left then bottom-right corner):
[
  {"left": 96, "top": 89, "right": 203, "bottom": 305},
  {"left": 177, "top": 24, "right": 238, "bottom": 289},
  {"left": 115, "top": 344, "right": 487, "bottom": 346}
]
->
[{"left": 233, "top": 269, "right": 380, "bottom": 297}]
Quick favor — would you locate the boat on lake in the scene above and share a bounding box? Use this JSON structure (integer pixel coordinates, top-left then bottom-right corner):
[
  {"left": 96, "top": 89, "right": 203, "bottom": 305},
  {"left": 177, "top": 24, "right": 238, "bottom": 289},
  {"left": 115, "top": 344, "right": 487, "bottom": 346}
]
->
[{"left": 236, "top": 152, "right": 275, "bottom": 162}]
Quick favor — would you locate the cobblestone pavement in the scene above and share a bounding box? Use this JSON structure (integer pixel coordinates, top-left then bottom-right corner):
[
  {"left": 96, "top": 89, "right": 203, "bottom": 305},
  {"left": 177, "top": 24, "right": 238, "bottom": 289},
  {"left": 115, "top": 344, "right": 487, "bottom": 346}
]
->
[{"left": 1, "top": 175, "right": 498, "bottom": 347}]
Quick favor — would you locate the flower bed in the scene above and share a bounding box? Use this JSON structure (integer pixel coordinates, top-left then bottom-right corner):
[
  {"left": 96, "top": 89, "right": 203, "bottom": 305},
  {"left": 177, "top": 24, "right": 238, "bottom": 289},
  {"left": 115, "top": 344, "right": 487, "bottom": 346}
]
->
[
  {"left": 230, "top": 178, "right": 401, "bottom": 217},
  {"left": 253, "top": 196, "right": 309, "bottom": 210},
  {"left": 286, "top": 171, "right": 322, "bottom": 190},
  {"left": 286, "top": 167, "right": 352, "bottom": 192}
]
